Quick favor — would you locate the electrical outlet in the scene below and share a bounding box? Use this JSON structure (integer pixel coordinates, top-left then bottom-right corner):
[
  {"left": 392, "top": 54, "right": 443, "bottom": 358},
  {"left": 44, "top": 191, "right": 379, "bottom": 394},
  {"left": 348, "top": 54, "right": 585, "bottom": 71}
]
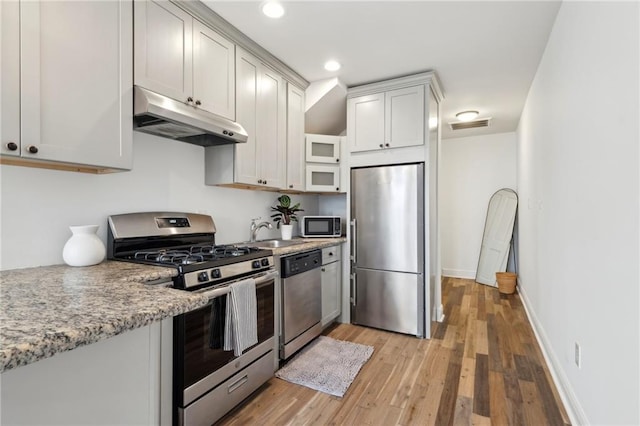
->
[{"left": 574, "top": 342, "right": 581, "bottom": 368}]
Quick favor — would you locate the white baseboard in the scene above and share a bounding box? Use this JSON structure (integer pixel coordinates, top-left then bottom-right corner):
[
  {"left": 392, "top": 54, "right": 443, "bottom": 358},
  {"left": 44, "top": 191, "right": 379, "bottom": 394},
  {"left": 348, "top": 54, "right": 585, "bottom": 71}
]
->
[
  {"left": 441, "top": 268, "right": 476, "bottom": 279},
  {"left": 517, "top": 280, "right": 588, "bottom": 426}
]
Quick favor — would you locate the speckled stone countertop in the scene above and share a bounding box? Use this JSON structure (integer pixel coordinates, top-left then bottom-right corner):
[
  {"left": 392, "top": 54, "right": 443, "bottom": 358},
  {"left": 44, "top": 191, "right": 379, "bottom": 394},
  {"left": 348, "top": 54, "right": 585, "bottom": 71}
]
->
[{"left": 0, "top": 261, "right": 209, "bottom": 372}]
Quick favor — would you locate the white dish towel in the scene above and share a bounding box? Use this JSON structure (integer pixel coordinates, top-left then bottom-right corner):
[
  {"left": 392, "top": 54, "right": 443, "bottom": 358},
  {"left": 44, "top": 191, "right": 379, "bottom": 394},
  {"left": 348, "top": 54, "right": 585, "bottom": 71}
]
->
[{"left": 224, "top": 278, "right": 258, "bottom": 356}]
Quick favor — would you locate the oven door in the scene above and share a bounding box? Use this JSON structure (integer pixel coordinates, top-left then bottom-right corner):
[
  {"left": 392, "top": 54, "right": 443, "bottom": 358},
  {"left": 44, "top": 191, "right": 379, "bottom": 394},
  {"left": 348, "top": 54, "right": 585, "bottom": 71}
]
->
[{"left": 173, "top": 270, "right": 276, "bottom": 410}]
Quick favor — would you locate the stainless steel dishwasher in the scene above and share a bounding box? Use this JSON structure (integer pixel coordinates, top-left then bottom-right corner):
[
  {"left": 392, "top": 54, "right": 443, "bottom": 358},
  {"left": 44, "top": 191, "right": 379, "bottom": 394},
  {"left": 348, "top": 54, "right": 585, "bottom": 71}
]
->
[{"left": 280, "top": 249, "right": 322, "bottom": 359}]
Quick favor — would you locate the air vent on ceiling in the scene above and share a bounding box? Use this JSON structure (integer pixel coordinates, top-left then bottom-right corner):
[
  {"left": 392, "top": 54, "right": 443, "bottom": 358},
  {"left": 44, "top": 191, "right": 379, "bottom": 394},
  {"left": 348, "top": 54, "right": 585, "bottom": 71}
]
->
[{"left": 449, "top": 117, "right": 492, "bottom": 131}]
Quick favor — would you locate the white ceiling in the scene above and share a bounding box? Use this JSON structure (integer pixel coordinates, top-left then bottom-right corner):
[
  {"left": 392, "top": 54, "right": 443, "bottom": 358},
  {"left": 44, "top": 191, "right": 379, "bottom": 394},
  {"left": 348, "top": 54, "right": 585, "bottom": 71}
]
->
[{"left": 204, "top": 1, "right": 561, "bottom": 139}]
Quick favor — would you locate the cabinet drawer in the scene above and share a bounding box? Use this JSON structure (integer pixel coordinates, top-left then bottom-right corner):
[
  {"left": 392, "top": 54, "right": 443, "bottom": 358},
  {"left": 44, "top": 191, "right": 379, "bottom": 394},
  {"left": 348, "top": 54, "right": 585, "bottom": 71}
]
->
[
  {"left": 322, "top": 245, "right": 341, "bottom": 265},
  {"left": 181, "top": 351, "right": 274, "bottom": 426}
]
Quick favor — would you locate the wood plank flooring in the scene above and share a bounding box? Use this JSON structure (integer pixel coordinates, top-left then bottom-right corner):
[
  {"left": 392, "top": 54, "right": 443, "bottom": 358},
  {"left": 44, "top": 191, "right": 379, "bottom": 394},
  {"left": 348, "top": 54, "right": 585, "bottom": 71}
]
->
[{"left": 218, "top": 277, "right": 570, "bottom": 425}]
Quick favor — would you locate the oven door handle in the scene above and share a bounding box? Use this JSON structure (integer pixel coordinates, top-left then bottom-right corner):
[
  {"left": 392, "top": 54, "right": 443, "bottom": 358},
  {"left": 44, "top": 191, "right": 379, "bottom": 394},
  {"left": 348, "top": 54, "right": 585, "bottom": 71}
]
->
[{"left": 195, "top": 270, "right": 278, "bottom": 300}]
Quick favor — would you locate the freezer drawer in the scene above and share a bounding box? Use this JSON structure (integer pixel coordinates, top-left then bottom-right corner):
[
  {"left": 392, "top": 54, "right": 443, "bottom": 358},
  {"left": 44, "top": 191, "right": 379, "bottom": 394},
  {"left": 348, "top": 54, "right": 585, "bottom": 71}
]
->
[{"left": 352, "top": 268, "right": 423, "bottom": 336}]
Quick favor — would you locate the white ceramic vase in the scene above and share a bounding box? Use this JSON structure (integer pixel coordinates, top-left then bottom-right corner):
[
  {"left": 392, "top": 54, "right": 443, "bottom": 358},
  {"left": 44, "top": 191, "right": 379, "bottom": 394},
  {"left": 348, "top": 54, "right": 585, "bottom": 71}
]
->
[
  {"left": 280, "top": 224, "right": 293, "bottom": 240},
  {"left": 62, "top": 225, "right": 106, "bottom": 267}
]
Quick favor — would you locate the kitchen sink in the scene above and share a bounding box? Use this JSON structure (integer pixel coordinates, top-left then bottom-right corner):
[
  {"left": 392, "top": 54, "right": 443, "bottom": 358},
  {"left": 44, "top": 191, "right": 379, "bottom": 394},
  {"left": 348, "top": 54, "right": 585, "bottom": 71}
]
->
[{"left": 247, "top": 239, "right": 307, "bottom": 248}]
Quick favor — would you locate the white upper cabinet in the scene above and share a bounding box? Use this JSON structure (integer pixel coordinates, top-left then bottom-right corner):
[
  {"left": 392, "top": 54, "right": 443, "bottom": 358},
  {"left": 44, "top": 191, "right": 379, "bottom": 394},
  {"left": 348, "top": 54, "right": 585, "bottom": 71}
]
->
[
  {"left": 1, "top": 0, "right": 133, "bottom": 171},
  {"left": 306, "top": 134, "right": 341, "bottom": 164},
  {"left": 347, "top": 82, "right": 427, "bottom": 153},
  {"left": 1, "top": 0, "right": 20, "bottom": 158},
  {"left": 385, "top": 85, "right": 425, "bottom": 149},
  {"left": 347, "top": 93, "right": 385, "bottom": 152},
  {"left": 192, "top": 20, "right": 235, "bottom": 120},
  {"left": 134, "top": 0, "right": 235, "bottom": 120},
  {"left": 207, "top": 47, "right": 286, "bottom": 190},
  {"left": 286, "top": 84, "right": 306, "bottom": 191}
]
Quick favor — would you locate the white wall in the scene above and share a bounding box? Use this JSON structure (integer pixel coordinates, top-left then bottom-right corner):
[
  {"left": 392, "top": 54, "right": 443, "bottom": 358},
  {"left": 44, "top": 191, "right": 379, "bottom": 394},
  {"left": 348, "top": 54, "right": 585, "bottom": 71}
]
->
[
  {"left": 440, "top": 132, "right": 516, "bottom": 278},
  {"left": 516, "top": 2, "right": 639, "bottom": 424},
  {"left": 0, "top": 132, "right": 319, "bottom": 270}
]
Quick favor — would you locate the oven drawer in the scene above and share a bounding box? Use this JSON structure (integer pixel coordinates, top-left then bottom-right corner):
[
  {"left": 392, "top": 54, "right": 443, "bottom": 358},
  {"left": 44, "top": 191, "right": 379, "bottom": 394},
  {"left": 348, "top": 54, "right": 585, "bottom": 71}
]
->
[{"left": 180, "top": 350, "right": 274, "bottom": 426}]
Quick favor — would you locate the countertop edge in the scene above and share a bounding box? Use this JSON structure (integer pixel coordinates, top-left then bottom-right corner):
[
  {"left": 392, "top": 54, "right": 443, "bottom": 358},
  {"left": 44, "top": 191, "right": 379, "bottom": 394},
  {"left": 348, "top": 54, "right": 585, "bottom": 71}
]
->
[{"left": 0, "top": 262, "right": 210, "bottom": 373}]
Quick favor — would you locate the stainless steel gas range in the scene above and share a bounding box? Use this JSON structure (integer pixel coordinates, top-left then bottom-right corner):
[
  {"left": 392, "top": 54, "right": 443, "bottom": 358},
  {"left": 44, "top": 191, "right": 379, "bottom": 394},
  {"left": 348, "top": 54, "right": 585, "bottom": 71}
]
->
[{"left": 107, "top": 212, "right": 277, "bottom": 426}]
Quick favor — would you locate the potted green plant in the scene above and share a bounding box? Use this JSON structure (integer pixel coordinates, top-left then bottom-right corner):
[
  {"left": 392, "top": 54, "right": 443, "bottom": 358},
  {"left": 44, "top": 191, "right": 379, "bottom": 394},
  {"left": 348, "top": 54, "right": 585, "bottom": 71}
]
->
[{"left": 270, "top": 195, "right": 303, "bottom": 240}]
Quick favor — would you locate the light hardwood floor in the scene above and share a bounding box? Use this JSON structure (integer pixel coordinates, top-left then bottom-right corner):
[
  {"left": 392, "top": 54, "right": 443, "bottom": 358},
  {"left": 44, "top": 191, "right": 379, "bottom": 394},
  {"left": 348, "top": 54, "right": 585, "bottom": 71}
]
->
[{"left": 218, "top": 277, "right": 570, "bottom": 425}]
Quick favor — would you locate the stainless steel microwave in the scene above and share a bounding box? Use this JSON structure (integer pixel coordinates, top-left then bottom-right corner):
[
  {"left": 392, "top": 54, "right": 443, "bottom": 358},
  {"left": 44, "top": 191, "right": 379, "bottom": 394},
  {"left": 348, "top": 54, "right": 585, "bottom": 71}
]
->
[{"left": 300, "top": 216, "right": 342, "bottom": 237}]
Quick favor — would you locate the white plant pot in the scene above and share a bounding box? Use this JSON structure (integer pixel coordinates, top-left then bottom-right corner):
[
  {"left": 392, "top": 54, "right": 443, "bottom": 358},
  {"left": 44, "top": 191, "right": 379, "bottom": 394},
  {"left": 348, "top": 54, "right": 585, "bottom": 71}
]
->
[
  {"left": 62, "top": 225, "right": 106, "bottom": 267},
  {"left": 280, "top": 224, "right": 293, "bottom": 240}
]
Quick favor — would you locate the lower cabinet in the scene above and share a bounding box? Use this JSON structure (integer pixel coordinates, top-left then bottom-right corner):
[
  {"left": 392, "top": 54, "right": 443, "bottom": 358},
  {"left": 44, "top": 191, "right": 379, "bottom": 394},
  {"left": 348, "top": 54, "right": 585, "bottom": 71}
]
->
[
  {"left": 0, "top": 319, "right": 172, "bottom": 425},
  {"left": 321, "top": 245, "right": 342, "bottom": 326}
]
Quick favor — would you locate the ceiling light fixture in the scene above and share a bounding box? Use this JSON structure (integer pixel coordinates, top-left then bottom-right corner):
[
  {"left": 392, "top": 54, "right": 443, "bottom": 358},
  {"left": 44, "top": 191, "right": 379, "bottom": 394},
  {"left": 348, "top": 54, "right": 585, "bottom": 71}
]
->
[
  {"left": 262, "top": 1, "right": 285, "bottom": 19},
  {"left": 456, "top": 110, "right": 479, "bottom": 122},
  {"left": 324, "top": 60, "right": 341, "bottom": 72}
]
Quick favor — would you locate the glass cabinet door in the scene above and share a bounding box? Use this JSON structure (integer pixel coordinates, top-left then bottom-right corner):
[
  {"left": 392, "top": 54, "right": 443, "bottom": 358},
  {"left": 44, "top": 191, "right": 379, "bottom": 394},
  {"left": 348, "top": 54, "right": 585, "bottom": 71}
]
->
[{"left": 305, "top": 134, "right": 340, "bottom": 164}]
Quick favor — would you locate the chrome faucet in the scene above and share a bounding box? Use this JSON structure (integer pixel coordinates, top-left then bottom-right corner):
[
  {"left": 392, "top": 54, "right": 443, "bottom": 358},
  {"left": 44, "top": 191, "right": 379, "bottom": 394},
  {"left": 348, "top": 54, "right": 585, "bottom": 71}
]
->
[{"left": 249, "top": 218, "right": 273, "bottom": 242}]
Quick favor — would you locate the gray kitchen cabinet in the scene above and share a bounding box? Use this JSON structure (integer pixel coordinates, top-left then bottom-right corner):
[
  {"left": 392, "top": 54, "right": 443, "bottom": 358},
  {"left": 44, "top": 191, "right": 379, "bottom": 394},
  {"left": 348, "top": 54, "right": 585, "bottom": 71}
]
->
[
  {"left": 321, "top": 245, "right": 342, "bottom": 326},
  {"left": 0, "top": 0, "right": 132, "bottom": 172},
  {"left": 134, "top": 0, "right": 235, "bottom": 121},
  {"left": 347, "top": 83, "right": 425, "bottom": 153},
  {"left": 285, "top": 84, "right": 306, "bottom": 191},
  {"left": 205, "top": 47, "right": 287, "bottom": 190},
  {"left": 1, "top": 320, "right": 172, "bottom": 425}
]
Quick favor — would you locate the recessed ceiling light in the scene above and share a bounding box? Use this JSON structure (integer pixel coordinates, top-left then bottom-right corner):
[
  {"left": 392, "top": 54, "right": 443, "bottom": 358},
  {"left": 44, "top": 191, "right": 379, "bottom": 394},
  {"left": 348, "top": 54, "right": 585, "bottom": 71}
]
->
[
  {"left": 324, "top": 60, "right": 341, "bottom": 72},
  {"left": 262, "top": 1, "right": 285, "bottom": 19},
  {"left": 456, "top": 110, "right": 479, "bottom": 122}
]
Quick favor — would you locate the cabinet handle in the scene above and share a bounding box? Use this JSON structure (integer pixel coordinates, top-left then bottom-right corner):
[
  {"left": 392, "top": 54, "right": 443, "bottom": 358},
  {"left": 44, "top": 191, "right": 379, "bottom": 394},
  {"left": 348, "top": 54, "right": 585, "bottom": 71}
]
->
[
  {"left": 336, "top": 158, "right": 340, "bottom": 163},
  {"left": 195, "top": 100, "right": 201, "bottom": 106},
  {"left": 27, "top": 145, "right": 38, "bottom": 154},
  {"left": 329, "top": 252, "right": 333, "bottom": 256},
  {"left": 379, "top": 144, "right": 383, "bottom": 148},
  {"left": 186, "top": 97, "right": 193, "bottom": 103},
  {"left": 385, "top": 143, "right": 390, "bottom": 148},
  {"left": 321, "top": 267, "right": 326, "bottom": 272},
  {"left": 263, "top": 180, "right": 267, "bottom": 185},
  {"left": 289, "top": 185, "right": 293, "bottom": 189},
  {"left": 336, "top": 187, "right": 339, "bottom": 191},
  {"left": 6, "top": 142, "right": 18, "bottom": 151},
  {"left": 258, "top": 179, "right": 263, "bottom": 184}
]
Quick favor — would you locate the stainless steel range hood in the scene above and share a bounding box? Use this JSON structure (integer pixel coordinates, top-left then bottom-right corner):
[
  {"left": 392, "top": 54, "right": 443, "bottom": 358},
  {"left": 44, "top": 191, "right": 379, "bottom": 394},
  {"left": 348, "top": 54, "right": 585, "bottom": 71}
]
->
[{"left": 133, "top": 86, "right": 247, "bottom": 146}]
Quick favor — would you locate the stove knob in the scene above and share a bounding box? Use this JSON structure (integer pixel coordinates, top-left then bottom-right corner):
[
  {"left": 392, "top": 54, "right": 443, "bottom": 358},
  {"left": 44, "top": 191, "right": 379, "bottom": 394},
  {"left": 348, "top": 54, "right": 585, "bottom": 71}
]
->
[
  {"left": 261, "top": 258, "right": 269, "bottom": 267},
  {"left": 211, "top": 268, "right": 221, "bottom": 279},
  {"left": 197, "top": 272, "right": 209, "bottom": 282},
  {"left": 252, "top": 260, "right": 261, "bottom": 269}
]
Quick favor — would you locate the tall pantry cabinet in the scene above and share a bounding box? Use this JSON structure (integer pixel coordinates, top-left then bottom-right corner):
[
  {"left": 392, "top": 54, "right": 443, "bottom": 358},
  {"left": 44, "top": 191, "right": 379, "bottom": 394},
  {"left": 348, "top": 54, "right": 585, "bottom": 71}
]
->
[{"left": 0, "top": 0, "right": 133, "bottom": 172}]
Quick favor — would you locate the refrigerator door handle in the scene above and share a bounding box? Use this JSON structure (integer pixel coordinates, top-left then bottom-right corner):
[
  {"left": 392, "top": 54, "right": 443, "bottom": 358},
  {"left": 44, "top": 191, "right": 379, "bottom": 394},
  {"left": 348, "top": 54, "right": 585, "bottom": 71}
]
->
[
  {"left": 350, "top": 219, "right": 356, "bottom": 263},
  {"left": 350, "top": 272, "right": 356, "bottom": 306}
]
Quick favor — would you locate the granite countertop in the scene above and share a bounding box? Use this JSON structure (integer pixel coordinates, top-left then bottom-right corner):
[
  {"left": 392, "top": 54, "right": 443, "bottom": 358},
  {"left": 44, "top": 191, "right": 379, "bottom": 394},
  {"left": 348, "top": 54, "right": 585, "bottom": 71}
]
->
[
  {"left": 0, "top": 238, "right": 347, "bottom": 373},
  {"left": 0, "top": 261, "right": 209, "bottom": 373}
]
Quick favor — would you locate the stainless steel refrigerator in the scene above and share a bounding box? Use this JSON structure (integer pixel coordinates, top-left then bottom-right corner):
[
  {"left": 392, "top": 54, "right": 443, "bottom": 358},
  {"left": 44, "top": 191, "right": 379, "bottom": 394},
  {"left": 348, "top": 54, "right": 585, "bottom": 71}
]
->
[{"left": 350, "top": 163, "right": 425, "bottom": 337}]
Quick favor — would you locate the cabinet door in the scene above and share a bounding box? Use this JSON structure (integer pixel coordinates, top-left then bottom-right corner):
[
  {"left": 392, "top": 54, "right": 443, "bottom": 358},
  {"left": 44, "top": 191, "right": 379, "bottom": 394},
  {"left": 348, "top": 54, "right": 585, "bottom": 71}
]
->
[
  {"left": 306, "top": 164, "right": 341, "bottom": 192},
  {"left": 20, "top": 0, "right": 132, "bottom": 170},
  {"left": 134, "top": 0, "right": 192, "bottom": 104},
  {"left": 306, "top": 134, "right": 341, "bottom": 163},
  {"left": 257, "top": 66, "right": 286, "bottom": 189},
  {"left": 285, "top": 84, "right": 305, "bottom": 191},
  {"left": 321, "top": 259, "right": 341, "bottom": 326},
  {"left": 192, "top": 20, "right": 235, "bottom": 120},
  {"left": 234, "top": 48, "right": 260, "bottom": 185},
  {"left": 385, "top": 85, "right": 425, "bottom": 149},
  {"left": 347, "top": 93, "right": 384, "bottom": 152},
  {"left": 0, "top": 0, "right": 20, "bottom": 157}
]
